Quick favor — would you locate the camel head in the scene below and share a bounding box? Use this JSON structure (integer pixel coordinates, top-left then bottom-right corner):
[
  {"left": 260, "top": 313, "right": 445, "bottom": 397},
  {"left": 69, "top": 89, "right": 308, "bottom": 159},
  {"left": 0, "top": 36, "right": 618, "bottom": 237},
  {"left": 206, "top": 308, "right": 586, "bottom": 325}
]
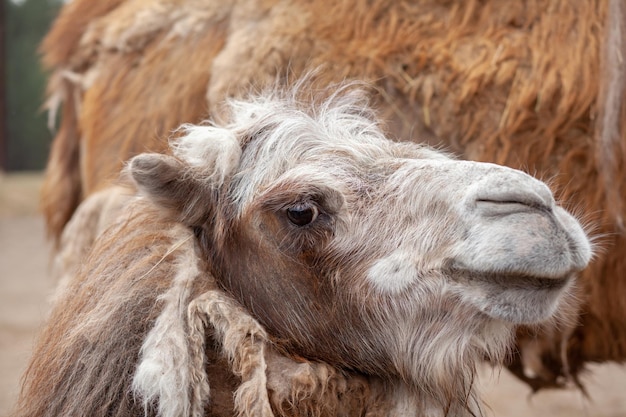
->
[{"left": 129, "top": 87, "right": 592, "bottom": 409}]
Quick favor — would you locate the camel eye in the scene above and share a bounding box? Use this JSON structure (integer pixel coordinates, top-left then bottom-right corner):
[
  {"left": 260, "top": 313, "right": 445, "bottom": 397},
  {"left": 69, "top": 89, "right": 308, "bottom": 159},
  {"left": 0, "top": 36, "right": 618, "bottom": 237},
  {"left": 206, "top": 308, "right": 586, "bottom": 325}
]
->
[{"left": 286, "top": 202, "right": 318, "bottom": 226}]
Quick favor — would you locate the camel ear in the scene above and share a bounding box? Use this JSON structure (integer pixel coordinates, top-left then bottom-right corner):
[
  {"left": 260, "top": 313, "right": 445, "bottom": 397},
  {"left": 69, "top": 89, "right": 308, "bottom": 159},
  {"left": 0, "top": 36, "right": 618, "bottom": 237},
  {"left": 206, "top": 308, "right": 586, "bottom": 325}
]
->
[
  {"left": 129, "top": 125, "right": 242, "bottom": 226},
  {"left": 129, "top": 153, "right": 212, "bottom": 226}
]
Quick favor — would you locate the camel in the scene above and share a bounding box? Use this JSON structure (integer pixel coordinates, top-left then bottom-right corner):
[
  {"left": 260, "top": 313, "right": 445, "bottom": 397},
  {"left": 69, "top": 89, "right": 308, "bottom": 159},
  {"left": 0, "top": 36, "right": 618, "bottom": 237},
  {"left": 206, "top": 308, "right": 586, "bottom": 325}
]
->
[
  {"left": 16, "top": 87, "right": 592, "bottom": 416},
  {"left": 37, "top": 0, "right": 626, "bottom": 389}
]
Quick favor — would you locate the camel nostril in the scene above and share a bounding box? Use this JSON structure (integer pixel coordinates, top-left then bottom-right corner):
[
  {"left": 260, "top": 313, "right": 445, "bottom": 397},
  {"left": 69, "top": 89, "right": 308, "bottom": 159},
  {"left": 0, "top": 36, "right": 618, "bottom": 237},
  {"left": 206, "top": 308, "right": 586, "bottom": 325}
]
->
[
  {"left": 467, "top": 167, "right": 556, "bottom": 217},
  {"left": 474, "top": 195, "right": 552, "bottom": 217}
]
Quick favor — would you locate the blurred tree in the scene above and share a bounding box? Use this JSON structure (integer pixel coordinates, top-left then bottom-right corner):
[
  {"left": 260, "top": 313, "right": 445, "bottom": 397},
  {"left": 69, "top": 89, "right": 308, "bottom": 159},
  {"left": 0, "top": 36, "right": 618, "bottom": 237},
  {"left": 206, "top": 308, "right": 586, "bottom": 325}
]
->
[{"left": 5, "top": 0, "right": 61, "bottom": 171}]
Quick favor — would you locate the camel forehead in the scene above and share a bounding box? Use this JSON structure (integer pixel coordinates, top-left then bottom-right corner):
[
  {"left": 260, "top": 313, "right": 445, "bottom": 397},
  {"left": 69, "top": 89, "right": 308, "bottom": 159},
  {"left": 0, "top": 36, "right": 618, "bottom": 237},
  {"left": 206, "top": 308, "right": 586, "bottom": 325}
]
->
[
  {"left": 167, "top": 89, "right": 452, "bottom": 214},
  {"left": 231, "top": 147, "right": 450, "bottom": 219},
  {"left": 227, "top": 103, "right": 450, "bottom": 211}
]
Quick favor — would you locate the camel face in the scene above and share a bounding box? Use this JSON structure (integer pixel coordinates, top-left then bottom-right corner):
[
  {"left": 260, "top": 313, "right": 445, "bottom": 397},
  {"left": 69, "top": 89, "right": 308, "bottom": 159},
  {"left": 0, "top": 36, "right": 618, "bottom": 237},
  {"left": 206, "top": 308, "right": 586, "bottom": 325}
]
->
[
  {"left": 442, "top": 162, "right": 591, "bottom": 324},
  {"left": 130, "top": 89, "right": 592, "bottom": 391},
  {"left": 357, "top": 159, "right": 591, "bottom": 324}
]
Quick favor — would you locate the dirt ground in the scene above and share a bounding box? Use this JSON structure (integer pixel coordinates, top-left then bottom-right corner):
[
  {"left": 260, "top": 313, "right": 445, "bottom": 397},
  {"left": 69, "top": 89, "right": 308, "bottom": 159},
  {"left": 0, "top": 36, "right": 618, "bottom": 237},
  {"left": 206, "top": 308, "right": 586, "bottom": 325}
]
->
[{"left": 0, "top": 172, "right": 625, "bottom": 417}]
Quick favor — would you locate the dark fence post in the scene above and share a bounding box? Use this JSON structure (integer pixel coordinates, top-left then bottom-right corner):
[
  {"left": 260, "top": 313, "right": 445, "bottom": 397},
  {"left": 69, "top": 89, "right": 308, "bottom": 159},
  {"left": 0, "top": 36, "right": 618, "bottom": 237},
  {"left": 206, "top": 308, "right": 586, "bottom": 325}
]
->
[{"left": 0, "top": 0, "right": 6, "bottom": 172}]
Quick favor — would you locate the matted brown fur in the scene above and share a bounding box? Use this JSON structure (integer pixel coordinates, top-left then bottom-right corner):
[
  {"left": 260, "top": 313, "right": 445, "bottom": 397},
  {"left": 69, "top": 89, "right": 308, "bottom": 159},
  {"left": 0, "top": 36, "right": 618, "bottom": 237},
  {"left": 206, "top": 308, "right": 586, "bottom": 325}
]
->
[
  {"left": 15, "top": 195, "right": 410, "bottom": 417},
  {"left": 17, "top": 204, "right": 198, "bottom": 417},
  {"left": 39, "top": 0, "right": 626, "bottom": 389}
]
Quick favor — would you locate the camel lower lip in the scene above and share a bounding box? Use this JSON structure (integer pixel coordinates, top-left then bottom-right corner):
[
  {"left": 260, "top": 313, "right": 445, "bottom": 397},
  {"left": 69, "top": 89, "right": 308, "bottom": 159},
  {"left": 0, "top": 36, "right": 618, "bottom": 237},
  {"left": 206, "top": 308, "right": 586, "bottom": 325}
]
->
[{"left": 443, "top": 265, "right": 576, "bottom": 324}]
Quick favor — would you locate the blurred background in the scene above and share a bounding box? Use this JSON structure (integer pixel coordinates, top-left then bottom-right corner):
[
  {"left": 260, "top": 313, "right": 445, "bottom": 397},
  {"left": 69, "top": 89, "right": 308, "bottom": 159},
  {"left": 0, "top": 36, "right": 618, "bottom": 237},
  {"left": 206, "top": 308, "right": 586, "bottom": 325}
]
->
[
  {"left": 1, "top": 0, "right": 61, "bottom": 173},
  {"left": 1, "top": 1, "right": 58, "bottom": 413}
]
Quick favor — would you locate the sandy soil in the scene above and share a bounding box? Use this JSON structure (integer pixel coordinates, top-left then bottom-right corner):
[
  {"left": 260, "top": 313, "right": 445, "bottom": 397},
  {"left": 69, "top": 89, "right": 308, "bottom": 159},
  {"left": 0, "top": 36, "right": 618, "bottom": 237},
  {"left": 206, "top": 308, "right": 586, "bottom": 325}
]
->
[
  {"left": 1, "top": 173, "right": 55, "bottom": 416},
  {"left": 0, "top": 172, "right": 624, "bottom": 417}
]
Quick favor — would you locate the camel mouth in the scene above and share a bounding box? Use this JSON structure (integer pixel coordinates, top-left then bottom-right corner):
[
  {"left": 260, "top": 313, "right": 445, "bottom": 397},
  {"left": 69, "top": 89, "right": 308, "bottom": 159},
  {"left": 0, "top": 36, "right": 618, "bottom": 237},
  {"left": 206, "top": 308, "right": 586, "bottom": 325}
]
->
[
  {"left": 448, "top": 268, "right": 572, "bottom": 291},
  {"left": 446, "top": 266, "right": 574, "bottom": 324}
]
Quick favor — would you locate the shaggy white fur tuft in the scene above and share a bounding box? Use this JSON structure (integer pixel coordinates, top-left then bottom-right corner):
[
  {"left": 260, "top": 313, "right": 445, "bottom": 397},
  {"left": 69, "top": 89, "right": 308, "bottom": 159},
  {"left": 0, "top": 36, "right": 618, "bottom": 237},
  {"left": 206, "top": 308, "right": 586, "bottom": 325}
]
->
[
  {"left": 132, "top": 235, "right": 204, "bottom": 417},
  {"left": 188, "top": 291, "right": 274, "bottom": 417},
  {"left": 171, "top": 124, "right": 242, "bottom": 186}
]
